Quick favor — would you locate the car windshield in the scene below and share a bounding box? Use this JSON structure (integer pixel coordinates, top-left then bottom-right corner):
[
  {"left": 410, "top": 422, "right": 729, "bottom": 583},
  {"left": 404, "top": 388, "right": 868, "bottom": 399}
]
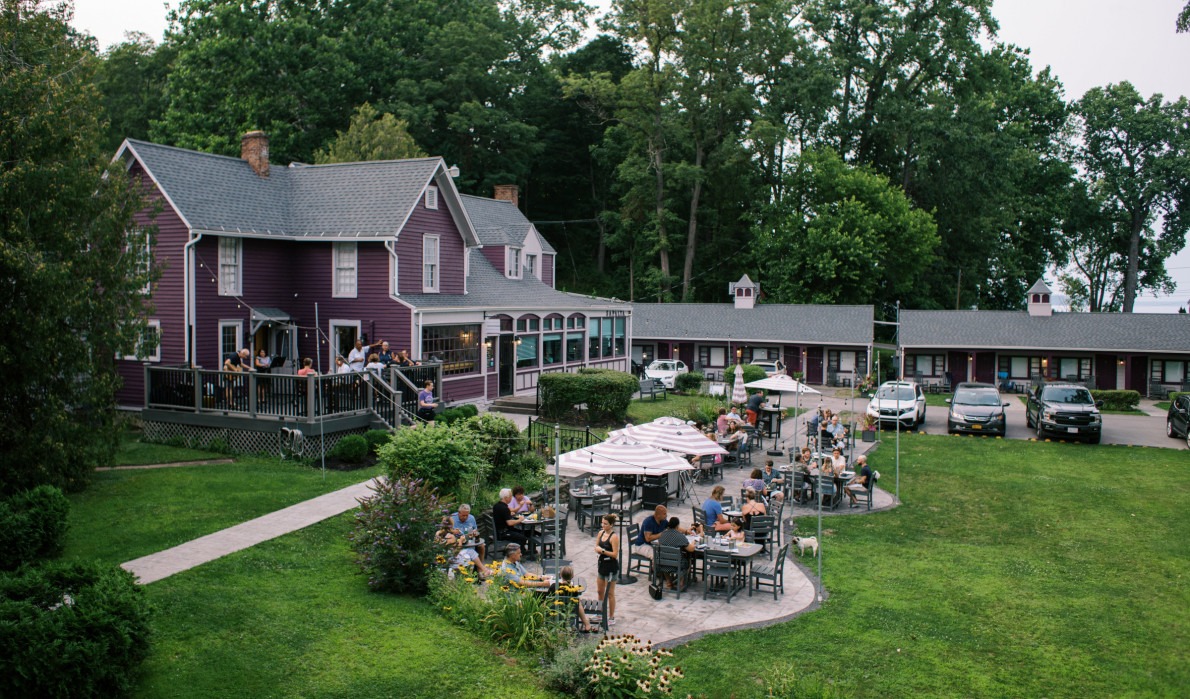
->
[
  {"left": 876, "top": 385, "right": 914, "bottom": 401},
  {"left": 1042, "top": 387, "right": 1093, "bottom": 404},
  {"left": 954, "top": 389, "right": 1000, "bottom": 406},
  {"left": 651, "top": 362, "right": 674, "bottom": 371}
]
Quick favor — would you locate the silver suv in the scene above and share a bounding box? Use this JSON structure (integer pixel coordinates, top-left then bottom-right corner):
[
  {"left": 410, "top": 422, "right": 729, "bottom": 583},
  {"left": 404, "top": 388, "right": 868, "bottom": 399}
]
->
[{"left": 866, "top": 381, "right": 926, "bottom": 430}]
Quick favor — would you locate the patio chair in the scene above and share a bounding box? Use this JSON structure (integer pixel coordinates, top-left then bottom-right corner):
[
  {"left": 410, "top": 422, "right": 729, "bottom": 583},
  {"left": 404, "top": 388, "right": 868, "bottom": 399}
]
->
[
  {"left": 846, "top": 472, "right": 879, "bottom": 510},
  {"left": 694, "top": 454, "right": 718, "bottom": 484},
  {"left": 1149, "top": 382, "right": 1169, "bottom": 400},
  {"left": 692, "top": 506, "right": 707, "bottom": 530},
  {"left": 481, "top": 513, "right": 514, "bottom": 562},
  {"left": 791, "top": 471, "right": 810, "bottom": 505},
  {"left": 703, "top": 550, "right": 740, "bottom": 603},
  {"left": 653, "top": 545, "right": 689, "bottom": 599},
  {"left": 578, "top": 494, "right": 612, "bottom": 535},
  {"left": 540, "top": 558, "right": 573, "bottom": 577},
  {"left": 531, "top": 514, "right": 567, "bottom": 560},
  {"left": 747, "top": 515, "right": 775, "bottom": 559},
  {"left": 749, "top": 543, "right": 790, "bottom": 600},
  {"left": 577, "top": 590, "right": 609, "bottom": 632},
  {"left": 816, "top": 477, "right": 840, "bottom": 511},
  {"left": 625, "top": 523, "right": 653, "bottom": 578}
]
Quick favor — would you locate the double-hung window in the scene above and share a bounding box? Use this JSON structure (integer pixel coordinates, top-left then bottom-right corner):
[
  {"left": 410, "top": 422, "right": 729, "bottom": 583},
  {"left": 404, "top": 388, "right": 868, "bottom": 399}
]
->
[
  {"left": 507, "top": 247, "right": 522, "bottom": 278},
  {"left": 333, "top": 242, "right": 357, "bottom": 298},
  {"left": 121, "top": 321, "right": 161, "bottom": 362},
  {"left": 525, "top": 254, "right": 537, "bottom": 279},
  {"left": 218, "top": 237, "right": 241, "bottom": 295},
  {"left": 423, "top": 235, "right": 439, "bottom": 292}
]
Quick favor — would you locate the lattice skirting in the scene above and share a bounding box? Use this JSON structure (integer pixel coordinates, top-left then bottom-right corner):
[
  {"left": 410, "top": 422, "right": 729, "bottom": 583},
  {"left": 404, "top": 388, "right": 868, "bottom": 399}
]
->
[{"left": 142, "top": 420, "right": 367, "bottom": 460}]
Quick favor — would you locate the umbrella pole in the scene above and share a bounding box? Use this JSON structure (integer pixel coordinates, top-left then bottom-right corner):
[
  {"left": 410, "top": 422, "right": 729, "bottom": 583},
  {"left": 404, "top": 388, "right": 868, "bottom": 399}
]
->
[
  {"left": 617, "top": 477, "right": 637, "bottom": 585},
  {"left": 553, "top": 425, "right": 561, "bottom": 579}
]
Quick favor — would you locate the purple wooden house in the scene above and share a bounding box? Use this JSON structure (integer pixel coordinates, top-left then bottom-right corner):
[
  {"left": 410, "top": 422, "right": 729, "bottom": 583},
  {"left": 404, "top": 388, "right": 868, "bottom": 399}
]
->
[{"left": 114, "top": 132, "right": 630, "bottom": 453}]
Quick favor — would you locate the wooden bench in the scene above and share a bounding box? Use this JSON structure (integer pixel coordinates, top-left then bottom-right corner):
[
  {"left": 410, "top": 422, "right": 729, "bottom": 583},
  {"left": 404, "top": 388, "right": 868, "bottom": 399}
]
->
[{"left": 639, "top": 379, "right": 667, "bottom": 401}]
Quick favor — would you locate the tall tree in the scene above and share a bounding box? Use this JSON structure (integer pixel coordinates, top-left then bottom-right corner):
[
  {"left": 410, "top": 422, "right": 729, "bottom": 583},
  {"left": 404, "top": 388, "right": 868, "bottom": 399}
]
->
[
  {"left": 1178, "top": 1, "right": 1189, "bottom": 32},
  {"left": 93, "top": 32, "right": 176, "bottom": 153},
  {"left": 751, "top": 148, "right": 939, "bottom": 306},
  {"left": 1, "top": 0, "right": 155, "bottom": 493},
  {"left": 314, "top": 103, "right": 426, "bottom": 164},
  {"left": 1071, "top": 82, "right": 1190, "bottom": 312}
]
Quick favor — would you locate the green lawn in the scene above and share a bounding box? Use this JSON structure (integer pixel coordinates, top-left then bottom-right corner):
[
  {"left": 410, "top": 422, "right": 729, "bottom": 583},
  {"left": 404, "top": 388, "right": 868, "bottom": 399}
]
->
[
  {"left": 1155, "top": 401, "right": 1171, "bottom": 412},
  {"left": 113, "top": 432, "right": 226, "bottom": 466},
  {"left": 668, "top": 435, "right": 1190, "bottom": 697},
  {"left": 65, "top": 458, "right": 382, "bottom": 565}
]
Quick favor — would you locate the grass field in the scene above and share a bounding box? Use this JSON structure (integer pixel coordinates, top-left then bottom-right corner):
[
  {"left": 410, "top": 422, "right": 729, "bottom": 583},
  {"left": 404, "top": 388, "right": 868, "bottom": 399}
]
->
[
  {"left": 65, "top": 434, "right": 1189, "bottom": 697},
  {"left": 112, "top": 432, "right": 226, "bottom": 466}
]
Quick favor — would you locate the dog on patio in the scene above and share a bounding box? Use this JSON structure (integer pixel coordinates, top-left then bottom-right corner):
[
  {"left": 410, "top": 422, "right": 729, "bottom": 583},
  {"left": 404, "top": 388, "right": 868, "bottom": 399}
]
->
[{"left": 792, "top": 536, "right": 818, "bottom": 557}]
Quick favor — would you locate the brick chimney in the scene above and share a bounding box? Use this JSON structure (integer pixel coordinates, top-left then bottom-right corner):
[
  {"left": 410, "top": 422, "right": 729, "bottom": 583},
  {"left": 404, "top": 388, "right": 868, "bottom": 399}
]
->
[
  {"left": 241, "top": 130, "right": 270, "bottom": 177},
  {"left": 493, "top": 184, "right": 519, "bottom": 207}
]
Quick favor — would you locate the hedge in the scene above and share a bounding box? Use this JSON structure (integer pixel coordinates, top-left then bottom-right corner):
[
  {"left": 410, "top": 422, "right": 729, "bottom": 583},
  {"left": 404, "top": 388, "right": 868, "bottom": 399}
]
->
[
  {"left": 1090, "top": 389, "right": 1141, "bottom": 411},
  {"left": 538, "top": 369, "right": 637, "bottom": 422},
  {"left": 674, "top": 371, "right": 704, "bottom": 393},
  {"left": 0, "top": 485, "right": 70, "bottom": 571},
  {"left": 0, "top": 561, "right": 152, "bottom": 699}
]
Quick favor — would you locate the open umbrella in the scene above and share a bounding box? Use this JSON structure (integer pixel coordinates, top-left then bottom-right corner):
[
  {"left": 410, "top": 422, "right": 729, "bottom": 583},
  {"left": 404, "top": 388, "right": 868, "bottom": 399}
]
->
[
  {"left": 744, "top": 374, "right": 821, "bottom": 449},
  {"left": 609, "top": 416, "right": 729, "bottom": 457},
  {"left": 730, "top": 364, "right": 748, "bottom": 405},
  {"left": 555, "top": 435, "right": 694, "bottom": 478}
]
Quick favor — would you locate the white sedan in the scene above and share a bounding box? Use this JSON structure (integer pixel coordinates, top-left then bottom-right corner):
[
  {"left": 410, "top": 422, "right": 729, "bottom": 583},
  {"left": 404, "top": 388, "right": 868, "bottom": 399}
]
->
[{"left": 644, "top": 359, "right": 688, "bottom": 389}]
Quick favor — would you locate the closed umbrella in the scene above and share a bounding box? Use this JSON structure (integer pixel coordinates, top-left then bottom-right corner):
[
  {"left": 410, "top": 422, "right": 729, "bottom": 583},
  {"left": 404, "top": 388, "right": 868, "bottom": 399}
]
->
[{"left": 731, "top": 364, "right": 747, "bottom": 405}]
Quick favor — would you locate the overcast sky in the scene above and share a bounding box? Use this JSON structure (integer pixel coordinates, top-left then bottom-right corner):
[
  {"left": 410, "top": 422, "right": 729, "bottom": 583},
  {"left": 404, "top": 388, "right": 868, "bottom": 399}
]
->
[{"left": 69, "top": 0, "right": 1190, "bottom": 311}]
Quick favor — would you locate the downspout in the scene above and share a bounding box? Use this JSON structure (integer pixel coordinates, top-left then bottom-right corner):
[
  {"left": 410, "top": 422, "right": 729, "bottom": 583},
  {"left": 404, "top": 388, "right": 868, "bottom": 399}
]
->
[
  {"left": 183, "top": 231, "right": 203, "bottom": 366},
  {"left": 384, "top": 240, "right": 398, "bottom": 297}
]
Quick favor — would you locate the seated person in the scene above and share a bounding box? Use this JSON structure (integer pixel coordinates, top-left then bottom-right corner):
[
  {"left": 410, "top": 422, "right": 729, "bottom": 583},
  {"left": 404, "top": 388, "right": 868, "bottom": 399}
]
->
[
  {"left": 636, "top": 505, "right": 669, "bottom": 545},
  {"left": 742, "top": 468, "right": 767, "bottom": 493},
  {"left": 725, "top": 520, "right": 746, "bottom": 542},
  {"left": 818, "top": 409, "right": 834, "bottom": 447},
  {"left": 655, "top": 517, "right": 696, "bottom": 590},
  {"left": 334, "top": 356, "right": 352, "bottom": 374},
  {"left": 740, "top": 488, "right": 766, "bottom": 528},
  {"left": 378, "top": 342, "right": 395, "bottom": 366},
  {"left": 688, "top": 522, "right": 705, "bottom": 539},
  {"left": 450, "top": 503, "right": 485, "bottom": 560},
  {"left": 761, "top": 460, "right": 785, "bottom": 492},
  {"left": 829, "top": 447, "right": 847, "bottom": 472},
  {"left": 436, "top": 517, "right": 488, "bottom": 579},
  {"left": 493, "top": 488, "right": 528, "bottom": 546},
  {"left": 827, "top": 415, "right": 848, "bottom": 448},
  {"left": 721, "top": 424, "right": 744, "bottom": 451},
  {"left": 554, "top": 565, "right": 594, "bottom": 632},
  {"left": 703, "top": 485, "right": 733, "bottom": 532},
  {"left": 509, "top": 485, "right": 535, "bottom": 515},
  {"left": 846, "top": 455, "right": 874, "bottom": 506},
  {"left": 495, "top": 544, "right": 551, "bottom": 589},
  {"left": 297, "top": 357, "right": 318, "bottom": 377}
]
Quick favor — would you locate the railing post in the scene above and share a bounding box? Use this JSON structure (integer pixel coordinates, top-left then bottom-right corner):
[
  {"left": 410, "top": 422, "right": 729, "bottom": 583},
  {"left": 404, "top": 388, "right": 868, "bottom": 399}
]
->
[
  {"left": 143, "top": 364, "right": 151, "bottom": 408},
  {"left": 193, "top": 367, "right": 202, "bottom": 412},
  {"left": 305, "top": 374, "right": 316, "bottom": 422},
  {"left": 248, "top": 373, "right": 257, "bottom": 416}
]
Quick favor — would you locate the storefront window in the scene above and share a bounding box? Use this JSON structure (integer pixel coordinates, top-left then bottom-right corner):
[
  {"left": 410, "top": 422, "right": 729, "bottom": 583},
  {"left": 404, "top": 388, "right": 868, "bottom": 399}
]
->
[
  {"left": 566, "top": 333, "right": 583, "bottom": 362},
  {"left": 516, "top": 336, "right": 538, "bottom": 369},
  {"left": 421, "top": 324, "right": 481, "bottom": 375},
  {"left": 543, "top": 334, "right": 562, "bottom": 365}
]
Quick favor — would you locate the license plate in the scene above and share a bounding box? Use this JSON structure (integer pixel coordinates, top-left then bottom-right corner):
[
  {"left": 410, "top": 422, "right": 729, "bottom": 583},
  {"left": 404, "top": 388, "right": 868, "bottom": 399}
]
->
[
  {"left": 971, "top": 424, "right": 982, "bottom": 430},
  {"left": 1067, "top": 427, "right": 1079, "bottom": 434}
]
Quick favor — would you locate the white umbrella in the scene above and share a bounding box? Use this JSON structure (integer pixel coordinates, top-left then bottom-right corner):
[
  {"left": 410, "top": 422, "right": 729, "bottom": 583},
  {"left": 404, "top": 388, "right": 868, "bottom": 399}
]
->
[
  {"left": 555, "top": 435, "right": 695, "bottom": 479},
  {"left": 609, "top": 417, "right": 729, "bottom": 457},
  {"left": 744, "top": 374, "right": 821, "bottom": 449},
  {"left": 731, "top": 364, "right": 748, "bottom": 405}
]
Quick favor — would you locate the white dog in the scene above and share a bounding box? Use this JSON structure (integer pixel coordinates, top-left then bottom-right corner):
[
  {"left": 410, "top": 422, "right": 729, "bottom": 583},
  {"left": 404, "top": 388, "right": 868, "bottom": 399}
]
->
[{"left": 792, "top": 536, "right": 818, "bottom": 557}]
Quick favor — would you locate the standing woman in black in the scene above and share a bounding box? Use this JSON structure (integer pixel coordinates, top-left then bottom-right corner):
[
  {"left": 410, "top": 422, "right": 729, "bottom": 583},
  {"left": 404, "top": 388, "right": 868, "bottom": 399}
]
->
[{"left": 594, "top": 513, "right": 620, "bottom": 626}]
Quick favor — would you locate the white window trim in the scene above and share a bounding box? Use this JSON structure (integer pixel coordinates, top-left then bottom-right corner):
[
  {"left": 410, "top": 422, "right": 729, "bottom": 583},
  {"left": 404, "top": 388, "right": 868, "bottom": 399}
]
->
[
  {"left": 329, "top": 319, "right": 362, "bottom": 366},
  {"left": 218, "top": 320, "right": 242, "bottom": 360},
  {"left": 389, "top": 248, "right": 399, "bottom": 297},
  {"left": 120, "top": 320, "right": 161, "bottom": 362},
  {"left": 128, "top": 228, "right": 152, "bottom": 294},
  {"left": 507, "top": 246, "right": 522, "bottom": 279},
  {"left": 332, "top": 242, "right": 358, "bottom": 298},
  {"left": 218, "top": 237, "right": 242, "bottom": 296},
  {"left": 425, "top": 186, "right": 439, "bottom": 210},
  {"left": 525, "top": 253, "right": 537, "bottom": 280},
  {"left": 423, "top": 235, "right": 440, "bottom": 293}
]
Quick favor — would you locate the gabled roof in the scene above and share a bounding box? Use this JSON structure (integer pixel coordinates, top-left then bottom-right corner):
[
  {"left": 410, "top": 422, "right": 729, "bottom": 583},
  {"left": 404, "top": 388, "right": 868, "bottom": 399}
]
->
[
  {"left": 118, "top": 139, "right": 478, "bottom": 244},
  {"left": 900, "top": 310, "right": 1190, "bottom": 353},
  {"left": 398, "top": 250, "right": 624, "bottom": 312},
  {"left": 633, "top": 303, "right": 873, "bottom": 345},
  {"left": 460, "top": 194, "right": 556, "bottom": 253},
  {"left": 1026, "top": 278, "right": 1053, "bottom": 295}
]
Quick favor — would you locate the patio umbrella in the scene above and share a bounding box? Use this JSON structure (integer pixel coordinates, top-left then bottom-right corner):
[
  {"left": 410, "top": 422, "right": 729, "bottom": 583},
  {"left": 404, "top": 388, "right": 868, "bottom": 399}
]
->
[
  {"left": 730, "top": 364, "right": 748, "bottom": 405},
  {"left": 608, "top": 417, "right": 729, "bottom": 458},
  {"left": 555, "top": 435, "right": 695, "bottom": 478},
  {"left": 744, "top": 374, "right": 821, "bottom": 449}
]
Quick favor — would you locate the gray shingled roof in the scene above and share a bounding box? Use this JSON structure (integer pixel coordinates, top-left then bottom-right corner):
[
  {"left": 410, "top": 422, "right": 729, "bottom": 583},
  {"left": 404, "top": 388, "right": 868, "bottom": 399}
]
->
[
  {"left": 1026, "top": 278, "right": 1053, "bottom": 295},
  {"left": 460, "top": 194, "right": 555, "bottom": 254},
  {"left": 900, "top": 310, "right": 1190, "bottom": 353},
  {"left": 633, "top": 303, "right": 873, "bottom": 345},
  {"left": 124, "top": 139, "right": 441, "bottom": 239},
  {"left": 399, "top": 251, "right": 625, "bottom": 312}
]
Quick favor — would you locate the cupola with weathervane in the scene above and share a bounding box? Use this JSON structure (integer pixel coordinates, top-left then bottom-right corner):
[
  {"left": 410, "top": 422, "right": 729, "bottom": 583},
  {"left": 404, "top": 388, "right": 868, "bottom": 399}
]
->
[
  {"left": 729, "top": 274, "right": 759, "bottom": 310},
  {"left": 1026, "top": 278, "right": 1053, "bottom": 317}
]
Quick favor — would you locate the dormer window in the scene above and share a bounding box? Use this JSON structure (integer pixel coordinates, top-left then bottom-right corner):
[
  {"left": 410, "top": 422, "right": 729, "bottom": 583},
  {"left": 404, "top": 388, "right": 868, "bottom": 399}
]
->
[
  {"left": 425, "top": 186, "right": 438, "bottom": 210},
  {"left": 507, "top": 247, "right": 522, "bottom": 278},
  {"left": 525, "top": 254, "right": 537, "bottom": 279}
]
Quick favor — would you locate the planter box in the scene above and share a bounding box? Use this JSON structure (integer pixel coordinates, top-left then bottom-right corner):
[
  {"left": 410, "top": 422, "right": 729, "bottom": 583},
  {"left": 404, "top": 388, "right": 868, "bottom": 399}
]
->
[{"left": 861, "top": 430, "right": 877, "bottom": 442}]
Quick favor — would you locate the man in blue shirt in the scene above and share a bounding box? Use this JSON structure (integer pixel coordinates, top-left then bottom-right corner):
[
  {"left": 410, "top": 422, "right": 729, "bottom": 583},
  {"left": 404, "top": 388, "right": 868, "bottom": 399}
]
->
[
  {"left": 450, "top": 503, "right": 484, "bottom": 560},
  {"left": 636, "top": 505, "right": 669, "bottom": 545}
]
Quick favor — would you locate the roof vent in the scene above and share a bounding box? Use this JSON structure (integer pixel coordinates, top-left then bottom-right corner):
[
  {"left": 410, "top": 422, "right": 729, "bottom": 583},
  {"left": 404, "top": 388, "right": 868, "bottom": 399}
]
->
[{"left": 241, "top": 130, "right": 270, "bottom": 178}]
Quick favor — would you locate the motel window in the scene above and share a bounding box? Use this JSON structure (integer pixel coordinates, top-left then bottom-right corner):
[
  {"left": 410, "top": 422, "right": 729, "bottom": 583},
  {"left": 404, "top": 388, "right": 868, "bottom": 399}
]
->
[
  {"left": 906, "top": 354, "right": 945, "bottom": 378},
  {"left": 601, "top": 318, "right": 613, "bottom": 357},
  {"left": 218, "top": 237, "right": 241, "bottom": 295},
  {"left": 333, "top": 242, "right": 357, "bottom": 298}
]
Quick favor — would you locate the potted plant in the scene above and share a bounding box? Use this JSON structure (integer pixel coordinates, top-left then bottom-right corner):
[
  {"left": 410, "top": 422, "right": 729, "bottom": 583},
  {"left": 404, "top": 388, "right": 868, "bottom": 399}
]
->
[{"left": 861, "top": 413, "right": 878, "bottom": 442}]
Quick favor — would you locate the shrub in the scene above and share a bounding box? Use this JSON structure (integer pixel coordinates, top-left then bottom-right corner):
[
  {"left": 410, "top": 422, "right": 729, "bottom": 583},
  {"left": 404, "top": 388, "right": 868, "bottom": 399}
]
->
[
  {"left": 542, "top": 637, "right": 601, "bottom": 695},
  {"left": 329, "top": 434, "right": 369, "bottom": 464},
  {"left": 377, "top": 423, "right": 489, "bottom": 495},
  {"left": 1091, "top": 389, "right": 1141, "bottom": 411},
  {"left": 684, "top": 397, "right": 726, "bottom": 427},
  {"left": 364, "top": 429, "right": 392, "bottom": 454},
  {"left": 347, "top": 476, "right": 453, "bottom": 594},
  {"left": 539, "top": 370, "right": 637, "bottom": 422},
  {"left": 460, "top": 413, "right": 523, "bottom": 476},
  {"left": 727, "top": 363, "right": 768, "bottom": 401},
  {"left": 582, "top": 634, "right": 683, "bottom": 697},
  {"left": 0, "top": 561, "right": 152, "bottom": 699},
  {"left": 0, "top": 485, "right": 70, "bottom": 570},
  {"left": 674, "top": 371, "right": 704, "bottom": 393},
  {"left": 427, "top": 570, "right": 488, "bottom": 633},
  {"left": 502, "top": 451, "right": 548, "bottom": 493}
]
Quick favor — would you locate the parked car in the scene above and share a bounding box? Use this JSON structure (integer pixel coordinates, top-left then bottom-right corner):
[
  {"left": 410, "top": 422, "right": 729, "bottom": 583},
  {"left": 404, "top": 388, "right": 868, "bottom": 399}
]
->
[
  {"left": 1167, "top": 393, "right": 1190, "bottom": 447},
  {"left": 865, "top": 381, "right": 926, "bottom": 430},
  {"left": 644, "top": 359, "right": 688, "bottom": 389},
  {"left": 1025, "top": 382, "right": 1102, "bottom": 444},
  {"left": 749, "top": 359, "right": 786, "bottom": 377},
  {"left": 946, "top": 382, "right": 1010, "bottom": 437}
]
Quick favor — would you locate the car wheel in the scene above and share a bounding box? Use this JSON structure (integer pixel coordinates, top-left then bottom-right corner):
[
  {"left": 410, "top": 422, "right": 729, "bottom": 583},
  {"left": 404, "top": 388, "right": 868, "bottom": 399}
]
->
[
  {"left": 1025, "top": 411, "right": 1033, "bottom": 428},
  {"left": 1035, "top": 420, "right": 1045, "bottom": 440},
  {"left": 1088, "top": 434, "right": 1101, "bottom": 445},
  {"left": 1169, "top": 420, "right": 1176, "bottom": 438}
]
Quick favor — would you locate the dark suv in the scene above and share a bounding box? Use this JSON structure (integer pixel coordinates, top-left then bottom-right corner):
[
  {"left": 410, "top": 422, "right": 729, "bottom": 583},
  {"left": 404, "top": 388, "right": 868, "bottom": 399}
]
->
[
  {"left": 1167, "top": 393, "right": 1190, "bottom": 448},
  {"left": 946, "top": 382, "right": 1010, "bottom": 437},
  {"left": 1025, "top": 382, "right": 1103, "bottom": 444}
]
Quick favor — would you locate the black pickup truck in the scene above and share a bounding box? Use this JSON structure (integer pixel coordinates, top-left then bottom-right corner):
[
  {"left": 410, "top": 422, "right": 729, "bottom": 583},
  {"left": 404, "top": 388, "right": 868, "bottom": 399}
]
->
[{"left": 1025, "top": 382, "right": 1103, "bottom": 444}]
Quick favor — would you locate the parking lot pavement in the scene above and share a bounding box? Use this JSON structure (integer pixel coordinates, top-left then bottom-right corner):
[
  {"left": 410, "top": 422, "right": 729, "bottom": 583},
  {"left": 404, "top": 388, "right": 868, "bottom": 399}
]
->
[{"left": 916, "top": 394, "right": 1185, "bottom": 449}]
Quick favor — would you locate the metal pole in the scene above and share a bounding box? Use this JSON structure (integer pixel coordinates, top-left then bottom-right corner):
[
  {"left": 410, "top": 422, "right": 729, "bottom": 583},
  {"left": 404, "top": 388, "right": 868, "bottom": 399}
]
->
[
  {"left": 816, "top": 468, "right": 823, "bottom": 597},
  {"left": 554, "top": 424, "right": 561, "bottom": 578},
  {"left": 895, "top": 300, "right": 900, "bottom": 503},
  {"left": 315, "top": 302, "right": 325, "bottom": 479}
]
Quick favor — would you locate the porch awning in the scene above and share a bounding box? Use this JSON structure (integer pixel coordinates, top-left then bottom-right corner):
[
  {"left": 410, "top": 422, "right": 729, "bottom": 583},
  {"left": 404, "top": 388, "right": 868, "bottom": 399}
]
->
[{"left": 251, "top": 307, "right": 292, "bottom": 334}]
